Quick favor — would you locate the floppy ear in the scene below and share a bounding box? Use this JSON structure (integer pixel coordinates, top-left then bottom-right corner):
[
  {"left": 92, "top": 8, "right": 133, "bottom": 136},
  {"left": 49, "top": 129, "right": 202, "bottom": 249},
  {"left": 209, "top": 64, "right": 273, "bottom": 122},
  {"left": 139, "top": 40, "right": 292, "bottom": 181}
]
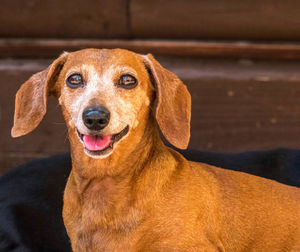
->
[
  {"left": 143, "top": 54, "right": 191, "bottom": 149},
  {"left": 11, "top": 54, "right": 67, "bottom": 138}
]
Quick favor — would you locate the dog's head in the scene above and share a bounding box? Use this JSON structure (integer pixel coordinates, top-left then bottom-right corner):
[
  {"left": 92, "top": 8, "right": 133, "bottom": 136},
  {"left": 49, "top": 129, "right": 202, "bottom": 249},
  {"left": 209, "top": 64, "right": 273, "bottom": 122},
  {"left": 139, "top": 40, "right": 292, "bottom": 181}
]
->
[{"left": 12, "top": 49, "right": 191, "bottom": 159}]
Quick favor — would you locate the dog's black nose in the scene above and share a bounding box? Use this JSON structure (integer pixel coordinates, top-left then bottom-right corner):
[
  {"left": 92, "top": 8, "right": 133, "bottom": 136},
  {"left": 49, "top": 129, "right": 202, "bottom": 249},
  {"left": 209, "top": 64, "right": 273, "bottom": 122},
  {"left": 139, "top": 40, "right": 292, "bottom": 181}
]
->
[{"left": 82, "top": 106, "right": 110, "bottom": 131}]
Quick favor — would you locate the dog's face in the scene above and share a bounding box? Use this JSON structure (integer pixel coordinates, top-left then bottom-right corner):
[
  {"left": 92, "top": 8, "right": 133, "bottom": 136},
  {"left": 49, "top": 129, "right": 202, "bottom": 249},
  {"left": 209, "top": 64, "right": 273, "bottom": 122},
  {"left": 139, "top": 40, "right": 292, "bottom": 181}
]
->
[
  {"left": 12, "top": 48, "right": 191, "bottom": 160},
  {"left": 56, "top": 49, "right": 154, "bottom": 158}
]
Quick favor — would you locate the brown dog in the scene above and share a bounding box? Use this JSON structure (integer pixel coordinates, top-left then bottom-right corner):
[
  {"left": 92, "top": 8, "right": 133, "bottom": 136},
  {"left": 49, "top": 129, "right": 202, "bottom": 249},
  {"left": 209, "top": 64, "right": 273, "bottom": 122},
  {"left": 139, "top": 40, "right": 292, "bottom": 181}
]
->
[{"left": 12, "top": 49, "right": 300, "bottom": 251}]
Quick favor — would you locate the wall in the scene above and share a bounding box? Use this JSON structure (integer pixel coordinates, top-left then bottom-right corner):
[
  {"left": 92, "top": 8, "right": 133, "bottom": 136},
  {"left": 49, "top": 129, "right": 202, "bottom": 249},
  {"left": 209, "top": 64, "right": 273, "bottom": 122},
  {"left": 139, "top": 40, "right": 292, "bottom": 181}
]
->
[{"left": 1, "top": 0, "right": 300, "bottom": 174}]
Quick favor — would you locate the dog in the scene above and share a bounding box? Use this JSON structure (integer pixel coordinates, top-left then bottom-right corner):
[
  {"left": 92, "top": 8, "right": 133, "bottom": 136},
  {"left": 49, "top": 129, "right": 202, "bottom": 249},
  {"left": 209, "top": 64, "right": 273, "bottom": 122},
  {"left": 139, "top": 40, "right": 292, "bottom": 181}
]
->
[
  {"left": 1, "top": 148, "right": 300, "bottom": 251},
  {"left": 1, "top": 149, "right": 300, "bottom": 251},
  {"left": 11, "top": 49, "right": 300, "bottom": 251}
]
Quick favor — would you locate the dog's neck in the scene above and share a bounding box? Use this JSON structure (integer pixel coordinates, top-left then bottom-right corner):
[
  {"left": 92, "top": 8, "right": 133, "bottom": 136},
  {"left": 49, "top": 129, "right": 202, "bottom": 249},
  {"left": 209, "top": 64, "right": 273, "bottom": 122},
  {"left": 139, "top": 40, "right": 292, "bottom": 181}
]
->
[
  {"left": 65, "top": 122, "right": 179, "bottom": 233},
  {"left": 69, "top": 119, "right": 171, "bottom": 176}
]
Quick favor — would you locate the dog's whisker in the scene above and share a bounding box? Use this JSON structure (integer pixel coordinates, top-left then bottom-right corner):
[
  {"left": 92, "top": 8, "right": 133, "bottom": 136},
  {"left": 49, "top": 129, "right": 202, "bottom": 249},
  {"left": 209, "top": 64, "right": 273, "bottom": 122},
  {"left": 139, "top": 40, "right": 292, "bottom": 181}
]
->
[
  {"left": 52, "top": 122, "right": 66, "bottom": 125},
  {"left": 64, "top": 130, "right": 69, "bottom": 143},
  {"left": 116, "top": 118, "right": 128, "bottom": 125},
  {"left": 148, "top": 105, "right": 155, "bottom": 113}
]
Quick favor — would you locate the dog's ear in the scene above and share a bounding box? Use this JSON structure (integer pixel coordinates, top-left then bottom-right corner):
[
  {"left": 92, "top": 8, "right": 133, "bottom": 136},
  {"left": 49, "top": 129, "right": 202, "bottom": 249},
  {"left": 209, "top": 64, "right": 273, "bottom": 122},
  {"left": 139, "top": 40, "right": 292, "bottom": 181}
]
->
[
  {"left": 11, "top": 54, "right": 68, "bottom": 138},
  {"left": 143, "top": 54, "right": 191, "bottom": 149}
]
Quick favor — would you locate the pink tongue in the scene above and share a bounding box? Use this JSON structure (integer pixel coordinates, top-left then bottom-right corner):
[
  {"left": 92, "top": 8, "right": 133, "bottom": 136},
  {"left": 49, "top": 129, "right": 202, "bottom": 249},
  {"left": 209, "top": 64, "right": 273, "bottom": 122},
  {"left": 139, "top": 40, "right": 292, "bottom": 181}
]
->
[{"left": 83, "top": 135, "right": 112, "bottom": 151}]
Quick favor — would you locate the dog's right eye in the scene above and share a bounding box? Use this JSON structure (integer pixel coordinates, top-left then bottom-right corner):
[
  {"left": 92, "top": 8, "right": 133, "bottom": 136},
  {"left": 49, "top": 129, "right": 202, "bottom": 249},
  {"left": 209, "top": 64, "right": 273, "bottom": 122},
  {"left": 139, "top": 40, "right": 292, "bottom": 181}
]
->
[{"left": 66, "top": 74, "right": 84, "bottom": 88}]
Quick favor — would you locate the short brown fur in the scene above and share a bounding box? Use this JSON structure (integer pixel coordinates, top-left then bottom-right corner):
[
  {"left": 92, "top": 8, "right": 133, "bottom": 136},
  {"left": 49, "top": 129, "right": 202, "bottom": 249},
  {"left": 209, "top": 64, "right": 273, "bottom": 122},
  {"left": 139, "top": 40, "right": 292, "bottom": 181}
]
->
[{"left": 12, "top": 49, "right": 300, "bottom": 251}]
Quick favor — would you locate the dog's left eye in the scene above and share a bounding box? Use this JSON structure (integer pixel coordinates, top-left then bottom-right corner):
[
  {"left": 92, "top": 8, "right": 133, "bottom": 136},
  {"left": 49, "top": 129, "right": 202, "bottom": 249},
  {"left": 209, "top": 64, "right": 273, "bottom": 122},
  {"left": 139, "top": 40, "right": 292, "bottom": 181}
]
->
[
  {"left": 66, "top": 74, "right": 84, "bottom": 88},
  {"left": 118, "top": 74, "right": 137, "bottom": 89}
]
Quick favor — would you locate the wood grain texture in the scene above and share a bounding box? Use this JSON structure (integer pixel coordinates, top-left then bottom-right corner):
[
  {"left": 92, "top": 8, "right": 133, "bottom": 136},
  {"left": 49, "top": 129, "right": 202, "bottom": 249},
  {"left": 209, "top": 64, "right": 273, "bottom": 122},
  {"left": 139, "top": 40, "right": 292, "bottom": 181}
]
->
[
  {"left": 2, "top": 57, "right": 300, "bottom": 171},
  {"left": 0, "top": 0, "right": 129, "bottom": 38},
  {"left": 131, "top": 0, "right": 300, "bottom": 40},
  {"left": 189, "top": 79, "right": 300, "bottom": 151},
  {"left": 160, "top": 56, "right": 300, "bottom": 151},
  {"left": 1, "top": 0, "right": 300, "bottom": 41},
  {"left": 2, "top": 39, "right": 300, "bottom": 60}
]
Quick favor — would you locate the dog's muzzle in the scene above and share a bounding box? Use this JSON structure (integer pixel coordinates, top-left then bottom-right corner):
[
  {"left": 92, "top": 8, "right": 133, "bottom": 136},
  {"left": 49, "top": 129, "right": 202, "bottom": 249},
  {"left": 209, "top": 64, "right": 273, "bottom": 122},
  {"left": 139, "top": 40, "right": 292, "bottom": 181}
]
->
[
  {"left": 78, "top": 106, "right": 129, "bottom": 157},
  {"left": 76, "top": 125, "right": 129, "bottom": 157}
]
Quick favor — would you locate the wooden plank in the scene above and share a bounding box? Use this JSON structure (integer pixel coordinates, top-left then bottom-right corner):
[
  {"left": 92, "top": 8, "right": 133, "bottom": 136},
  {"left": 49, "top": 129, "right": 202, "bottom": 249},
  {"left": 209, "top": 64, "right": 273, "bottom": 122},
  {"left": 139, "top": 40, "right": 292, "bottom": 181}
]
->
[
  {"left": 131, "top": 0, "right": 300, "bottom": 41},
  {"left": 2, "top": 57, "right": 300, "bottom": 173},
  {"left": 1, "top": 0, "right": 300, "bottom": 41},
  {"left": 1, "top": 39, "right": 300, "bottom": 59},
  {"left": 188, "top": 79, "right": 300, "bottom": 151},
  {"left": 0, "top": 0, "right": 128, "bottom": 38},
  {"left": 161, "top": 57, "right": 300, "bottom": 151}
]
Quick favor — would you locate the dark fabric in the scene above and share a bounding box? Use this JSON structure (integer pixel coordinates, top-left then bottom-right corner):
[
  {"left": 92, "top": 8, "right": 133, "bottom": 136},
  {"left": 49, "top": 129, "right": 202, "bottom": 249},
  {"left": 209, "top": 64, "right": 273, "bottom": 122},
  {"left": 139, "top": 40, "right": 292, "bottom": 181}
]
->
[{"left": 0, "top": 154, "right": 71, "bottom": 252}]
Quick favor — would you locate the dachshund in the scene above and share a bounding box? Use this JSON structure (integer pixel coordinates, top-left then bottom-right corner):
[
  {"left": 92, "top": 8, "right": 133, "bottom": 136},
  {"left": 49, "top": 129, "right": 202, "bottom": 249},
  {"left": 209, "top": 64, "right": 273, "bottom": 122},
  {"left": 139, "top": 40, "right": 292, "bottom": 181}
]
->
[{"left": 11, "top": 49, "right": 300, "bottom": 251}]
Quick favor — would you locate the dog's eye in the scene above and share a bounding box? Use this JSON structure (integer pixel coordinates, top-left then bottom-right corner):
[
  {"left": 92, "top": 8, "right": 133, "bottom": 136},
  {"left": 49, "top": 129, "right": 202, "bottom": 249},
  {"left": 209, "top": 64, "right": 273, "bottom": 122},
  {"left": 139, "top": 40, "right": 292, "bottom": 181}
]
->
[
  {"left": 118, "top": 74, "right": 137, "bottom": 89},
  {"left": 66, "top": 74, "right": 84, "bottom": 88}
]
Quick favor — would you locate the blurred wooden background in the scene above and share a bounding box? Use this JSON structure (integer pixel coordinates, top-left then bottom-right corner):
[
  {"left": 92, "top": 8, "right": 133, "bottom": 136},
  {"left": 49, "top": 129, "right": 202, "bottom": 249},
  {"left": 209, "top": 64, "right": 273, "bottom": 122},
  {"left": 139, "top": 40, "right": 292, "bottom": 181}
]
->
[{"left": 1, "top": 0, "right": 300, "bottom": 174}]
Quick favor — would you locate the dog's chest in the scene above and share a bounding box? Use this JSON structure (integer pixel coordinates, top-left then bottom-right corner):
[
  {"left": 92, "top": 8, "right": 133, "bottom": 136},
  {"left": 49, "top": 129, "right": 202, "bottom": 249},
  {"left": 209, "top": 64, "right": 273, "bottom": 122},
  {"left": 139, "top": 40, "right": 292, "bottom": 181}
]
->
[
  {"left": 66, "top": 178, "right": 143, "bottom": 251},
  {"left": 73, "top": 228, "right": 138, "bottom": 252},
  {"left": 73, "top": 210, "right": 144, "bottom": 252},
  {"left": 81, "top": 177, "right": 117, "bottom": 211}
]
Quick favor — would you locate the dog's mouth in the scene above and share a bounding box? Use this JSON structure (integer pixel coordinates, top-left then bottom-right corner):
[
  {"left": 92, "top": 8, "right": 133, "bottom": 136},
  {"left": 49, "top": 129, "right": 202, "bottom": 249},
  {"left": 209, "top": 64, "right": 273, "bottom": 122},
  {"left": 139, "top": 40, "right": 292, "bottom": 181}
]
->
[{"left": 76, "top": 125, "right": 129, "bottom": 156}]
